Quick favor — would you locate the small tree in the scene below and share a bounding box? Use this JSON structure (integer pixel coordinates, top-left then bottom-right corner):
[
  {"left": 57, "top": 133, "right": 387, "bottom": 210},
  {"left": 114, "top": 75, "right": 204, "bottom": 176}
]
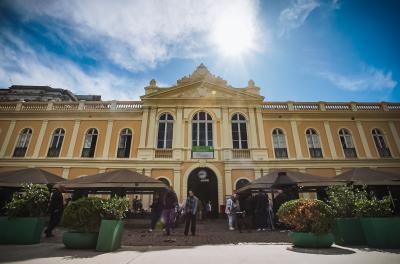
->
[
  {"left": 99, "top": 196, "right": 129, "bottom": 220},
  {"left": 5, "top": 183, "right": 50, "bottom": 217},
  {"left": 326, "top": 185, "right": 367, "bottom": 218}
]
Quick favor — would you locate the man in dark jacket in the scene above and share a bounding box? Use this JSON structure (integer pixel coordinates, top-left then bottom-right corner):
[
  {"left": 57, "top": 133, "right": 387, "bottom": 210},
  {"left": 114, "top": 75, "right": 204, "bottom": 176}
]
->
[
  {"left": 148, "top": 193, "right": 163, "bottom": 232},
  {"left": 44, "top": 185, "right": 65, "bottom": 237},
  {"left": 162, "top": 186, "right": 178, "bottom": 236},
  {"left": 183, "top": 190, "right": 199, "bottom": 236}
]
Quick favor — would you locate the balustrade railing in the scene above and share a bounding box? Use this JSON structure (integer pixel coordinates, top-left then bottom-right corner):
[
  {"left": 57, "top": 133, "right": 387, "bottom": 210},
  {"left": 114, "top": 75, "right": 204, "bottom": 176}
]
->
[
  {"left": 155, "top": 149, "right": 173, "bottom": 159},
  {"left": 232, "top": 149, "right": 251, "bottom": 159}
]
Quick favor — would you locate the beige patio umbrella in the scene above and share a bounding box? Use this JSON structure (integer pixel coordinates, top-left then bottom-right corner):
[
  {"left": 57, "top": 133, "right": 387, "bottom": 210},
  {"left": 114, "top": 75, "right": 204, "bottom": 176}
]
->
[
  {"left": 333, "top": 167, "right": 400, "bottom": 185},
  {"left": 0, "top": 168, "right": 65, "bottom": 187},
  {"left": 57, "top": 169, "right": 167, "bottom": 193}
]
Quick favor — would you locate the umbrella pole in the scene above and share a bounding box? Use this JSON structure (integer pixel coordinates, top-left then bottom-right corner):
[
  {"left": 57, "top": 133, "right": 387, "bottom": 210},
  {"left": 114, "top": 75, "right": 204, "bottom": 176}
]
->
[{"left": 387, "top": 186, "right": 395, "bottom": 208}]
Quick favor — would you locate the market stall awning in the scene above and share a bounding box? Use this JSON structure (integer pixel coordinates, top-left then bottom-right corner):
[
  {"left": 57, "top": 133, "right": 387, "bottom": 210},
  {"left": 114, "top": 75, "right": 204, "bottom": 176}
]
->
[
  {"left": 57, "top": 169, "right": 168, "bottom": 193},
  {"left": 237, "top": 170, "right": 344, "bottom": 193},
  {"left": 0, "top": 168, "right": 65, "bottom": 187},
  {"left": 333, "top": 167, "right": 400, "bottom": 185}
]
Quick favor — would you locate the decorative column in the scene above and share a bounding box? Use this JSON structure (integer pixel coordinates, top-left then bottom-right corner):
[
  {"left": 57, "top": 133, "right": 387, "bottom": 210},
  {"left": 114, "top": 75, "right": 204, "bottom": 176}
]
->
[
  {"left": 356, "top": 121, "right": 372, "bottom": 158},
  {"left": 255, "top": 108, "right": 266, "bottom": 149},
  {"left": 323, "top": 121, "right": 337, "bottom": 159},
  {"left": 224, "top": 169, "right": 233, "bottom": 196},
  {"left": 173, "top": 107, "right": 183, "bottom": 160},
  {"left": 146, "top": 107, "right": 157, "bottom": 149},
  {"left": 67, "top": 120, "right": 80, "bottom": 158},
  {"left": 248, "top": 107, "right": 258, "bottom": 149},
  {"left": 138, "top": 107, "right": 149, "bottom": 148},
  {"left": 0, "top": 120, "right": 16, "bottom": 157},
  {"left": 389, "top": 121, "right": 400, "bottom": 156},
  {"left": 221, "top": 107, "right": 232, "bottom": 160},
  {"left": 32, "top": 120, "right": 48, "bottom": 158},
  {"left": 290, "top": 120, "right": 303, "bottom": 159},
  {"left": 102, "top": 120, "right": 114, "bottom": 159}
]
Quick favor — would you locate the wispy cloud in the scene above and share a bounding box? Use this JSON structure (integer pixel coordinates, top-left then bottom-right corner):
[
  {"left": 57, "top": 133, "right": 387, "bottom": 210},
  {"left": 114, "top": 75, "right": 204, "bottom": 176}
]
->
[
  {"left": 0, "top": 30, "right": 145, "bottom": 100},
  {"left": 318, "top": 67, "right": 397, "bottom": 91},
  {"left": 8, "top": 0, "right": 262, "bottom": 71},
  {"left": 278, "top": 0, "right": 320, "bottom": 37}
]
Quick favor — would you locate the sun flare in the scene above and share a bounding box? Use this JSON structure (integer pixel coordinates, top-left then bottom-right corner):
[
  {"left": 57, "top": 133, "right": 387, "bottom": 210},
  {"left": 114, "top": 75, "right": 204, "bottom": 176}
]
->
[{"left": 211, "top": 5, "right": 258, "bottom": 57}]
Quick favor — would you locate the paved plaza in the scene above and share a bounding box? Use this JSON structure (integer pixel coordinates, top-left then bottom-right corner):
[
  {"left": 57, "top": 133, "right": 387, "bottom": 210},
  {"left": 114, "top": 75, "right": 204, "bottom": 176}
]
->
[
  {"left": 1, "top": 219, "right": 400, "bottom": 264},
  {"left": 1, "top": 243, "right": 400, "bottom": 264}
]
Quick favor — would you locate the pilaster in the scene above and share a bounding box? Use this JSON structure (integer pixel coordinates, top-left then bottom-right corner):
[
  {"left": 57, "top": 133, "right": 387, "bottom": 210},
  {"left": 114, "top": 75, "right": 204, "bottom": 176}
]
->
[{"left": 32, "top": 120, "right": 48, "bottom": 158}]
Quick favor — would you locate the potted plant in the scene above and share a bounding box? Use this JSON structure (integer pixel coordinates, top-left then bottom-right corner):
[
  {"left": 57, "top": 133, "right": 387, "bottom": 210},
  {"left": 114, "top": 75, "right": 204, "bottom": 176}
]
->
[
  {"left": 326, "top": 185, "right": 366, "bottom": 245},
  {"left": 61, "top": 197, "right": 102, "bottom": 249},
  {"left": 355, "top": 194, "right": 400, "bottom": 249},
  {"left": 96, "top": 196, "right": 129, "bottom": 252},
  {"left": 277, "top": 199, "right": 334, "bottom": 248},
  {"left": 0, "top": 183, "right": 49, "bottom": 244}
]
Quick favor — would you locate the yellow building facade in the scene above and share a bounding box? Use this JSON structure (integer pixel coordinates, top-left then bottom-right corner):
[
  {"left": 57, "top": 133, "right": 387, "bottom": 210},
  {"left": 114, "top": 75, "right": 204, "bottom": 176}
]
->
[{"left": 1, "top": 64, "right": 400, "bottom": 208}]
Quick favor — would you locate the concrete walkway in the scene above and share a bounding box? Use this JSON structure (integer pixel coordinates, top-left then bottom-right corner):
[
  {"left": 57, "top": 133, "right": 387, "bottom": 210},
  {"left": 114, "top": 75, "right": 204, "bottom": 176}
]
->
[{"left": 1, "top": 243, "right": 399, "bottom": 264}]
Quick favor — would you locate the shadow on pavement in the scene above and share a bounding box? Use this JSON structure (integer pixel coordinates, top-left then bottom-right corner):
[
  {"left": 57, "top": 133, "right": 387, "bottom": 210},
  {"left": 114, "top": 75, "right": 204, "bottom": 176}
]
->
[
  {"left": 352, "top": 246, "right": 400, "bottom": 254},
  {"left": 287, "top": 246, "right": 356, "bottom": 255}
]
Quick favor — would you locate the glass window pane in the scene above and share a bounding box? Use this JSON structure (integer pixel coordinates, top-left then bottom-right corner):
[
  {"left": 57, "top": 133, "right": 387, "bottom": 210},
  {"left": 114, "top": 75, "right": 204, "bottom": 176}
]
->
[
  {"left": 207, "top": 122, "right": 212, "bottom": 140},
  {"left": 240, "top": 123, "right": 247, "bottom": 140},
  {"left": 242, "top": 140, "right": 248, "bottom": 149},
  {"left": 233, "top": 140, "right": 239, "bottom": 149},
  {"left": 192, "top": 123, "right": 197, "bottom": 141},
  {"left": 199, "top": 112, "right": 205, "bottom": 120},
  {"left": 239, "top": 114, "right": 245, "bottom": 120},
  {"left": 166, "top": 123, "right": 173, "bottom": 142}
]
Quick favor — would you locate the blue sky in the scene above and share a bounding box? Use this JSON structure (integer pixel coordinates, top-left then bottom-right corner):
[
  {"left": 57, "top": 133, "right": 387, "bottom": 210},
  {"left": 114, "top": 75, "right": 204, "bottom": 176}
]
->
[{"left": 0, "top": 0, "right": 399, "bottom": 102}]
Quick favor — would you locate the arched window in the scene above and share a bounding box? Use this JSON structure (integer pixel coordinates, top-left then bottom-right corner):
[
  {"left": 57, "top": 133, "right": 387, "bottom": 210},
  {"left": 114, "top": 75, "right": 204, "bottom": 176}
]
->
[
  {"left": 339, "top": 128, "right": 357, "bottom": 158},
  {"left": 272, "top": 128, "right": 288, "bottom": 158},
  {"left": 192, "top": 112, "right": 213, "bottom": 147},
  {"left": 81, "top": 128, "right": 98, "bottom": 157},
  {"left": 158, "top": 177, "right": 170, "bottom": 186},
  {"left": 47, "top": 128, "right": 65, "bottom": 157},
  {"left": 372, "top": 128, "right": 391, "bottom": 158},
  {"left": 157, "top": 113, "right": 173, "bottom": 149},
  {"left": 231, "top": 113, "right": 248, "bottom": 149},
  {"left": 235, "top": 179, "right": 250, "bottom": 190},
  {"left": 306, "top": 128, "right": 323, "bottom": 158},
  {"left": 117, "top": 128, "right": 132, "bottom": 158},
  {"left": 13, "top": 128, "right": 32, "bottom": 157}
]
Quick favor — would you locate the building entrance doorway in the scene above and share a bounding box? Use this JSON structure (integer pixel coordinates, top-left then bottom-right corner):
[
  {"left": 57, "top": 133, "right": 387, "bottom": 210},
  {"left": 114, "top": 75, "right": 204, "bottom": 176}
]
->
[{"left": 187, "top": 167, "right": 218, "bottom": 217}]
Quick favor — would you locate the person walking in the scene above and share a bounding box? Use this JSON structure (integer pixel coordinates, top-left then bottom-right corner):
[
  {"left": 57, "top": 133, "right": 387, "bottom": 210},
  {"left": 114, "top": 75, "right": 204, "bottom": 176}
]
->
[
  {"left": 44, "top": 185, "right": 65, "bottom": 238},
  {"left": 183, "top": 190, "right": 199, "bottom": 236},
  {"left": 225, "top": 193, "right": 240, "bottom": 230},
  {"left": 148, "top": 193, "right": 163, "bottom": 232},
  {"left": 254, "top": 190, "right": 268, "bottom": 231},
  {"left": 162, "top": 186, "right": 178, "bottom": 236},
  {"left": 205, "top": 200, "right": 212, "bottom": 219}
]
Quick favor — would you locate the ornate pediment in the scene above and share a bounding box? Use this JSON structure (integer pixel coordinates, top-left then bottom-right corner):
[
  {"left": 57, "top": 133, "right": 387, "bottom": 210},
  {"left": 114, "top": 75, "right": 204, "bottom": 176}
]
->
[
  {"left": 141, "top": 64, "right": 264, "bottom": 102},
  {"left": 176, "top": 63, "right": 228, "bottom": 87}
]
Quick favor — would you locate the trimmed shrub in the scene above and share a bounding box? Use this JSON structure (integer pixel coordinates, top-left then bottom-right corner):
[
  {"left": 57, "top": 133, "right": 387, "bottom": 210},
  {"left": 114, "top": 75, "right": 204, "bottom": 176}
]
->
[
  {"left": 326, "top": 185, "right": 367, "bottom": 218},
  {"left": 62, "top": 197, "right": 102, "bottom": 233},
  {"left": 5, "top": 183, "right": 50, "bottom": 217},
  {"left": 277, "top": 199, "right": 334, "bottom": 234},
  {"left": 99, "top": 196, "right": 129, "bottom": 220}
]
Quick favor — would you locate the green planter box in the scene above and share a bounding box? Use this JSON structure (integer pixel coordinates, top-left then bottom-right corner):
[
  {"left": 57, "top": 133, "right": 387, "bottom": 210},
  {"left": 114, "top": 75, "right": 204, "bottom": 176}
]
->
[
  {"left": 360, "top": 217, "right": 400, "bottom": 249},
  {"left": 63, "top": 231, "right": 98, "bottom": 249},
  {"left": 0, "top": 217, "right": 46, "bottom": 244},
  {"left": 333, "top": 218, "right": 365, "bottom": 246},
  {"left": 96, "top": 219, "right": 124, "bottom": 252},
  {"left": 288, "top": 231, "right": 334, "bottom": 248}
]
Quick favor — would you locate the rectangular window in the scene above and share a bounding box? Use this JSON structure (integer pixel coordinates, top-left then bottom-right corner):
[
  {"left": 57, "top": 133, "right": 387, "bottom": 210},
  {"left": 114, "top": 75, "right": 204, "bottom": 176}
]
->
[
  {"left": 13, "top": 147, "right": 27, "bottom": 157},
  {"left": 82, "top": 135, "right": 97, "bottom": 157},
  {"left": 343, "top": 148, "right": 357, "bottom": 158},
  {"left": 199, "top": 123, "right": 206, "bottom": 146},
  {"left": 207, "top": 123, "right": 213, "bottom": 146}
]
